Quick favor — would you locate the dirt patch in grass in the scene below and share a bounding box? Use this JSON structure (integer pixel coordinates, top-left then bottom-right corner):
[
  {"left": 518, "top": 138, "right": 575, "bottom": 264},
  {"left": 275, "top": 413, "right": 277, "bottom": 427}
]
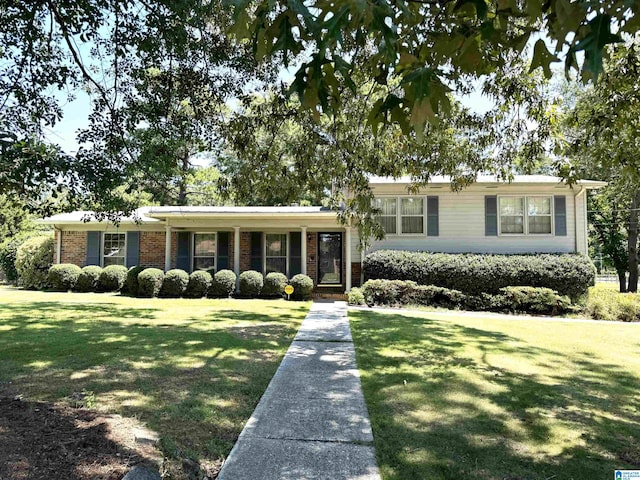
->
[{"left": 0, "top": 394, "right": 163, "bottom": 480}]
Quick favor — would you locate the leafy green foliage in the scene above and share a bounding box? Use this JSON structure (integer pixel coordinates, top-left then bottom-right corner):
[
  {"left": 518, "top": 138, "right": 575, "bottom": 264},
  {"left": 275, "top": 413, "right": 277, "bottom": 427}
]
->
[
  {"left": 210, "top": 269, "right": 237, "bottom": 298},
  {"left": 75, "top": 266, "right": 103, "bottom": 292},
  {"left": 159, "top": 269, "right": 190, "bottom": 298},
  {"left": 185, "top": 270, "right": 213, "bottom": 298},
  {"left": 15, "top": 236, "right": 54, "bottom": 290},
  {"left": 48, "top": 264, "right": 82, "bottom": 291},
  {"left": 586, "top": 285, "right": 640, "bottom": 322},
  {"left": 123, "top": 266, "right": 146, "bottom": 296},
  {"left": 262, "top": 272, "right": 288, "bottom": 297},
  {"left": 238, "top": 270, "right": 263, "bottom": 298},
  {"left": 289, "top": 274, "right": 313, "bottom": 300},
  {"left": 137, "top": 268, "right": 165, "bottom": 298},
  {"left": 363, "top": 250, "right": 595, "bottom": 300},
  {"left": 97, "top": 265, "right": 128, "bottom": 292},
  {"left": 347, "top": 287, "right": 365, "bottom": 306}
]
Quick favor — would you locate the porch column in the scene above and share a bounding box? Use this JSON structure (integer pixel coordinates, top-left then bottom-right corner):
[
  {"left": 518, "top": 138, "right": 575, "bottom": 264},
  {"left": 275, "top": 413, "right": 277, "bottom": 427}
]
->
[
  {"left": 233, "top": 227, "right": 241, "bottom": 291},
  {"left": 55, "top": 227, "right": 62, "bottom": 264},
  {"left": 164, "top": 224, "right": 171, "bottom": 271},
  {"left": 301, "top": 226, "right": 307, "bottom": 275},
  {"left": 345, "top": 226, "right": 352, "bottom": 292}
]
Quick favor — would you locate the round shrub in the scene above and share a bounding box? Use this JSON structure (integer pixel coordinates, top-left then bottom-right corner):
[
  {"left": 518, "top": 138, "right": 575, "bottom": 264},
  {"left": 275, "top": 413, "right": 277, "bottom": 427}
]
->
[
  {"left": 238, "top": 270, "right": 263, "bottom": 297},
  {"left": 347, "top": 287, "right": 366, "bottom": 306},
  {"left": 289, "top": 274, "right": 314, "bottom": 300},
  {"left": 15, "top": 236, "right": 54, "bottom": 290},
  {"left": 75, "top": 265, "right": 103, "bottom": 292},
  {"left": 210, "top": 269, "right": 238, "bottom": 297},
  {"left": 185, "top": 270, "right": 212, "bottom": 298},
  {"left": 262, "top": 272, "right": 288, "bottom": 297},
  {"left": 0, "top": 234, "right": 37, "bottom": 285},
  {"left": 123, "top": 266, "right": 145, "bottom": 296},
  {"left": 48, "top": 264, "right": 82, "bottom": 291},
  {"left": 98, "top": 264, "right": 128, "bottom": 292},
  {"left": 137, "top": 268, "right": 165, "bottom": 298},
  {"left": 160, "top": 269, "right": 189, "bottom": 298}
]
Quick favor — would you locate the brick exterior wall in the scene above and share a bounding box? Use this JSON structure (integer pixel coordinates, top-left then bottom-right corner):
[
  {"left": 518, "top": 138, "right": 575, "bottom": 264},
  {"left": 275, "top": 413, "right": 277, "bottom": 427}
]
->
[
  {"left": 60, "top": 231, "right": 87, "bottom": 267},
  {"left": 351, "top": 262, "right": 362, "bottom": 288},
  {"left": 140, "top": 232, "right": 165, "bottom": 269},
  {"left": 239, "top": 232, "right": 252, "bottom": 272},
  {"left": 227, "top": 231, "right": 235, "bottom": 271},
  {"left": 306, "top": 233, "right": 317, "bottom": 284}
]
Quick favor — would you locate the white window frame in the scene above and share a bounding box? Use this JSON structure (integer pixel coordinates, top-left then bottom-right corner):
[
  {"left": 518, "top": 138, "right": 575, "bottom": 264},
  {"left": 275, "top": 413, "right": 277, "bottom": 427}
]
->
[
  {"left": 374, "top": 196, "right": 427, "bottom": 237},
  {"left": 102, "top": 232, "right": 127, "bottom": 267},
  {"left": 498, "top": 195, "right": 554, "bottom": 236},
  {"left": 263, "top": 232, "right": 290, "bottom": 276},
  {"left": 374, "top": 197, "right": 398, "bottom": 235},
  {"left": 192, "top": 232, "right": 217, "bottom": 271}
]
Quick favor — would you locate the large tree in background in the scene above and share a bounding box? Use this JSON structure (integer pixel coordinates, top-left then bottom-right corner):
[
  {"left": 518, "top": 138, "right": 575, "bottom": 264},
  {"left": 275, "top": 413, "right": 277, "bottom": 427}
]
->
[{"left": 563, "top": 41, "right": 640, "bottom": 292}]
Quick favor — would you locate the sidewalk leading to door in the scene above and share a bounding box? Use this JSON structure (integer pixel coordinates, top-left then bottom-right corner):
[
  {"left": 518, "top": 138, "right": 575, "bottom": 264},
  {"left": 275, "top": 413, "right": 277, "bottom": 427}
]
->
[{"left": 217, "top": 301, "right": 381, "bottom": 480}]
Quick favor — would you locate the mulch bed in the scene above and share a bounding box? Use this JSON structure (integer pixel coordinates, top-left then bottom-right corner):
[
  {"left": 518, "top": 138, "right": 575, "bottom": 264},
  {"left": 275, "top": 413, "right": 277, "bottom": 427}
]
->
[{"left": 0, "top": 395, "right": 159, "bottom": 480}]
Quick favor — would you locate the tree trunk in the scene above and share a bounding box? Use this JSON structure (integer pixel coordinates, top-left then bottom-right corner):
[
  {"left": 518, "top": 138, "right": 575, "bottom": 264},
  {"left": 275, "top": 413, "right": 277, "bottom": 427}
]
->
[
  {"left": 627, "top": 191, "right": 640, "bottom": 292},
  {"left": 618, "top": 270, "right": 628, "bottom": 293}
]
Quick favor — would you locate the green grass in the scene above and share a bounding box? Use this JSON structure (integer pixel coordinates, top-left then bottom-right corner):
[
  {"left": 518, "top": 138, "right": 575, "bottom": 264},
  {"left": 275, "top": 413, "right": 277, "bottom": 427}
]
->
[
  {"left": 350, "top": 309, "right": 640, "bottom": 480},
  {"left": 0, "top": 287, "right": 309, "bottom": 466}
]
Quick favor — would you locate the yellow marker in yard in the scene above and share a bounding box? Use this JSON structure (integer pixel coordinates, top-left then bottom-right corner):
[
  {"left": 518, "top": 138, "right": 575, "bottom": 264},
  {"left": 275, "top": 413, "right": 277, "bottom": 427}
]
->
[{"left": 284, "top": 285, "right": 294, "bottom": 300}]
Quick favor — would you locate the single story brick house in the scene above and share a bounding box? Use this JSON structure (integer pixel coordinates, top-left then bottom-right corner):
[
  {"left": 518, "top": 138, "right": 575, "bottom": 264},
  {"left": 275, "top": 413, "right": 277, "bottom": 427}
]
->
[{"left": 41, "top": 175, "right": 606, "bottom": 292}]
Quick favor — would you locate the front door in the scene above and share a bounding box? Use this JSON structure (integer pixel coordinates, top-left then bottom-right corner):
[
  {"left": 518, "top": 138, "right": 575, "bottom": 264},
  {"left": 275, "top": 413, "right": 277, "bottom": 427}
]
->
[{"left": 317, "top": 232, "right": 342, "bottom": 285}]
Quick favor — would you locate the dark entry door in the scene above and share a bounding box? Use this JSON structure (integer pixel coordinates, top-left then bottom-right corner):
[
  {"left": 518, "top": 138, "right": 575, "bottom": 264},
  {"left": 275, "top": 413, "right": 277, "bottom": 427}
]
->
[{"left": 317, "top": 232, "right": 342, "bottom": 285}]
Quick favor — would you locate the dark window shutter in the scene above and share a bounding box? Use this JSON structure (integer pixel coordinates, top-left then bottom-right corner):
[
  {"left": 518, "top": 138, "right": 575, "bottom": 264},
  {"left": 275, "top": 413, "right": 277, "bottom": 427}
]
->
[
  {"left": 250, "top": 232, "right": 263, "bottom": 272},
  {"left": 290, "top": 232, "right": 302, "bottom": 276},
  {"left": 485, "top": 196, "right": 498, "bottom": 236},
  {"left": 86, "top": 231, "right": 101, "bottom": 266},
  {"left": 554, "top": 196, "right": 567, "bottom": 236},
  {"left": 176, "top": 232, "right": 191, "bottom": 272},
  {"left": 217, "top": 232, "right": 230, "bottom": 270},
  {"left": 427, "top": 196, "right": 439, "bottom": 237},
  {"left": 126, "top": 231, "right": 140, "bottom": 268}
]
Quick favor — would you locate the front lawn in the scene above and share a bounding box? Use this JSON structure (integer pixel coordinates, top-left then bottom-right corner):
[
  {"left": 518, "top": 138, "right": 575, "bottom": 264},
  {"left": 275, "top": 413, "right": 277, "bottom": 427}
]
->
[
  {"left": 350, "top": 309, "right": 640, "bottom": 480},
  {"left": 0, "top": 287, "right": 309, "bottom": 476}
]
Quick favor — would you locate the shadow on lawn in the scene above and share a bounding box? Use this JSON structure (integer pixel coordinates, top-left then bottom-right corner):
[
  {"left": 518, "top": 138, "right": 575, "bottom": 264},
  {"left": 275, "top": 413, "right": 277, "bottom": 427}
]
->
[
  {"left": 350, "top": 311, "right": 640, "bottom": 480},
  {"left": 0, "top": 300, "right": 304, "bottom": 465}
]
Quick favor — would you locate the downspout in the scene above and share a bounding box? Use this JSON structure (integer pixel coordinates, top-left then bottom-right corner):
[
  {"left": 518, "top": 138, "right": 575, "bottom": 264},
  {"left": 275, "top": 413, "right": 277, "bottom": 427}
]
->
[
  {"left": 574, "top": 185, "right": 586, "bottom": 254},
  {"left": 54, "top": 225, "right": 62, "bottom": 264}
]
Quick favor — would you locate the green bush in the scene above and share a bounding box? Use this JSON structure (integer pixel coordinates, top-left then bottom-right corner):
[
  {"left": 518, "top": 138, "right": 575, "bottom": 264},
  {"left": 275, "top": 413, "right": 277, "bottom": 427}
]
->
[
  {"left": 123, "top": 266, "right": 145, "bottom": 296},
  {"left": 185, "top": 270, "right": 212, "bottom": 298},
  {"left": 362, "top": 279, "right": 465, "bottom": 309},
  {"left": 347, "top": 287, "right": 366, "bottom": 306},
  {"left": 48, "top": 264, "right": 82, "bottom": 291},
  {"left": 75, "top": 266, "right": 103, "bottom": 292},
  {"left": 289, "top": 274, "right": 314, "bottom": 300},
  {"left": 160, "top": 269, "right": 189, "bottom": 298},
  {"left": 15, "top": 236, "right": 54, "bottom": 290},
  {"left": 238, "top": 270, "right": 263, "bottom": 297},
  {"left": 498, "top": 286, "right": 572, "bottom": 315},
  {"left": 363, "top": 250, "right": 596, "bottom": 300},
  {"left": 137, "top": 268, "right": 165, "bottom": 298},
  {"left": 0, "top": 236, "right": 31, "bottom": 284},
  {"left": 585, "top": 285, "right": 640, "bottom": 322},
  {"left": 210, "top": 269, "right": 237, "bottom": 298},
  {"left": 97, "top": 264, "right": 128, "bottom": 292},
  {"left": 262, "top": 272, "right": 288, "bottom": 297}
]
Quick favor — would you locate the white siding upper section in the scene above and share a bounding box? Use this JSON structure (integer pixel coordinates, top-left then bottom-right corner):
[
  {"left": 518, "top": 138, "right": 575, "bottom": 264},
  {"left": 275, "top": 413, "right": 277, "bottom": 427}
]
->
[{"left": 365, "top": 184, "right": 579, "bottom": 255}]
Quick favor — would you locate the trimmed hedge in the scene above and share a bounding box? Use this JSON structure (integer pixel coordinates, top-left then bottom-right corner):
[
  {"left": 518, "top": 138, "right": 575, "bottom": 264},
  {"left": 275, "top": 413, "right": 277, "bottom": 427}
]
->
[
  {"left": 262, "top": 272, "right": 288, "bottom": 297},
  {"left": 98, "top": 265, "right": 128, "bottom": 292},
  {"left": 363, "top": 250, "right": 595, "bottom": 300},
  {"left": 210, "top": 269, "right": 237, "bottom": 298},
  {"left": 160, "top": 269, "right": 189, "bottom": 298},
  {"left": 289, "top": 274, "right": 313, "bottom": 300},
  {"left": 75, "top": 266, "right": 103, "bottom": 292},
  {"left": 239, "top": 270, "right": 263, "bottom": 297},
  {"left": 361, "top": 279, "right": 572, "bottom": 315},
  {"left": 15, "top": 236, "right": 54, "bottom": 290},
  {"left": 185, "top": 270, "right": 212, "bottom": 298},
  {"left": 48, "top": 264, "right": 82, "bottom": 291},
  {"left": 347, "top": 287, "right": 366, "bottom": 306},
  {"left": 124, "top": 266, "right": 145, "bottom": 296},
  {"left": 586, "top": 285, "right": 640, "bottom": 322},
  {"left": 137, "top": 268, "right": 165, "bottom": 298}
]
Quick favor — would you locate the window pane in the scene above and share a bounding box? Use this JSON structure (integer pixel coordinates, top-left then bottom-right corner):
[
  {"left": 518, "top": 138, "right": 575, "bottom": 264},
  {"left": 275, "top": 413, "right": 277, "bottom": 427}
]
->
[
  {"left": 266, "top": 257, "right": 286, "bottom": 274},
  {"left": 401, "top": 197, "right": 423, "bottom": 215},
  {"left": 500, "top": 197, "right": 524, "bottom": 215},
  {"left": 103, "top": 256, "right": 125, "bottom": 267},
  {"left": 375, "top": 198, "right": 397, "bottom": 215},
  {"left": 500, "top": 215, "right": 524, "bottom": 234},
  {"left": 528, "top": 197, "right": 551, "bottom": 215},
  {"left": 194, "top": 257, "right": 215, "bottom": 271},
  {"left": 194, "top": 233, "right": 216, "bottom": 257},
  {"left": 402, "top": 216, "right": 424, "bottom": 234},
  {"left": 529, "top": 215, "right": 552, "bottom": 234},
  {"left": 103, "top": 233, "right": 125, "bottom": 265},
  {"left": 380, "top": 216, "right": 396, "bottom": 234},
  {"left": 266, "top": 234, "right": 287, "bottom": 257}
]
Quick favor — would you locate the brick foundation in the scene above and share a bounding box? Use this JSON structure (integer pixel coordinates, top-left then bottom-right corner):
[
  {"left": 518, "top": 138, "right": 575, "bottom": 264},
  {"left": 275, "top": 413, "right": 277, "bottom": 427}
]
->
[
  {"left": 60, "top": 231, "right": 87, "bottom": 266},
  {"left": 351, "top": 262, "right": 362, "bottom": 288}
]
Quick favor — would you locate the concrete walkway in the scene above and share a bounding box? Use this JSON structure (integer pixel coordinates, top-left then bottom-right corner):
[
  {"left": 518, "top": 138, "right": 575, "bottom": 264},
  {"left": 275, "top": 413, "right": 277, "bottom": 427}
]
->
[{"left": 218, "top": 302, "right": 381, "bottom": 480}]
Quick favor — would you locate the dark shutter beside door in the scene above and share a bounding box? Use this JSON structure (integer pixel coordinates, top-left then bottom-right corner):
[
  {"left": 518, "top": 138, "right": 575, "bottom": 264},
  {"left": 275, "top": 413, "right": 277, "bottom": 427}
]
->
[
  {"left": 485, "top": 196, "right": 498, "bottom": 236},
  {"left": 427, "top": 196, "right": 439, "bottom": 237},
  {"left": 290, "top": 232, "right": 302, "bottom": 276},
  {"left": 176, "top": 232, "right": 191, "bottom": 272},
  {"left": 554, "top": 196, "right": 567, "bottom": 236},
  {"left": 250, "top": 232, "right": 263, "bottom": 272},
  {"left": 217, "top": 232, "right": 230, "bottom": 270},
  {"left": 86, "top": 231, "right": 101, "bottom": 266},
  {"left": 126, "top": 231, "right": 140, "bottom": 267}
]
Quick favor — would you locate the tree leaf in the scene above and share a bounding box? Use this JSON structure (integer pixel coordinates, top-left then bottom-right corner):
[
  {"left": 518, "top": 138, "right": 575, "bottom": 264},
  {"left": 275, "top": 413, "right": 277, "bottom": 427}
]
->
[{"left": 530, "top": 39, "right": 560, "bottom": 78}]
